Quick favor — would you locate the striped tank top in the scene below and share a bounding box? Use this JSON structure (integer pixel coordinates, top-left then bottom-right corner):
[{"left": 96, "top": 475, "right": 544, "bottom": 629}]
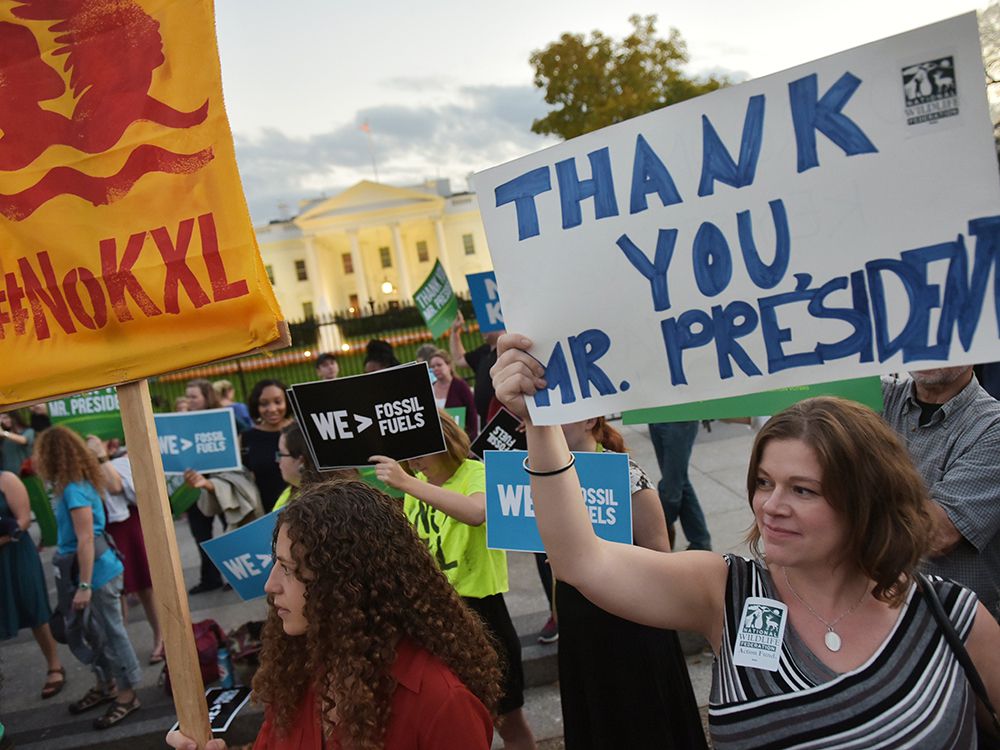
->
[{"left": 710, "top": 555, "right": 979, "bottom": 749}]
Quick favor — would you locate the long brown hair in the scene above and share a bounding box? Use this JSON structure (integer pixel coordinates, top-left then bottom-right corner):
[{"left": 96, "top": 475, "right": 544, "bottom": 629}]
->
[
  {"left": 592, "top": 416, "right": 627, "bottom": 453},
  {"left": 34, "top": 426, "right": 106, "bottom": 494},
  {"left": 745, "top": 397, "right": 933, "bottom": 606},
  {"left": 437, "top": 409, "right": 470, "bottom": 469},
  {"left": 186, "top": 378, "right": 222, "bottom": 410},
  {"left": 252, "top": 480, "right": 501, "bottom": 748}
]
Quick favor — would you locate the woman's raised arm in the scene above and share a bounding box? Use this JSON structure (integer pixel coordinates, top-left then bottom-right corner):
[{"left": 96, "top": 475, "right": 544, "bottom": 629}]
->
[{"left": 492, "top": 334, "right": 729, "bottom": 643}]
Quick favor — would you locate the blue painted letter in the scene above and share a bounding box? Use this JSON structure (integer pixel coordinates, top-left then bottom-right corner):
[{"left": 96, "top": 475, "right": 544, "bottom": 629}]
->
[
  {"left": 555, "top": 148, "right": 620, "bottom": 230},
  {"left": 495, "top": 167, "right": 552, "bottom": 240},
  {"left": 807, "top": 272, "right": 874, "bottom": 363},
  {"left": 865, "top": 259, "right": 934, "bottom": 362},
  {"left": 737, "top": 199, "right": 790, "bottom": 289},
  {"left": 698, "top": 94, "right": 766, "bottom": 197},
  {"left": 630, "top": 134, "right": 683, "bottom": 214},
  {"left": 533, "top": 342, "right": 576, "bottom": 407},
  {"left": 692, "top": 222, "right": 733, "bottom": 297},
  {"left": 661, "top": 310, "right": 714, "bottom": 386},
  {"left": 788, "top": 72, "right": 878, "bottom": 173},
  {"left": 937, "top": 217, "right": 1000, "bottom": 351},
  {"left": 616, "top": 229, "right": 678, "bottom": 312},
  {"left": 710, "top": 302, "right": 763, "bottom": 379},
  {"left": 568, "top": 329, "right": 618, "bottom": 399}
]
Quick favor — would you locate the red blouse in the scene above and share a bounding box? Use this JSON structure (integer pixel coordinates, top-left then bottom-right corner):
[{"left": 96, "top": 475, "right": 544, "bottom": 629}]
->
[{"left": 253, "top": 638, "right": 493, "bottom": 749}]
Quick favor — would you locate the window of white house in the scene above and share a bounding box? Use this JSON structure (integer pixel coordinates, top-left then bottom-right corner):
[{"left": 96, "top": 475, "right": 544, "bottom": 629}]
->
[
  {"left": 416, "top": 240, "right": 429, "bottom": 263},
  {"left": 342, "top": 253, "right": 354, "bottom": 274},
  {"left": 462, "top": 234, "right": 475, "bottom": 255},
  {"left": 295, "top": 259, "right": 308, "bottom": 281},
  {"left": 302, "top": 301, "right": 314, "bottom": 318},
  {"left": 379, "top": 246, "right": 392, "bottom": 268},
  {"left": 265, "top": 265, "right": 275, "bottom": 284}
]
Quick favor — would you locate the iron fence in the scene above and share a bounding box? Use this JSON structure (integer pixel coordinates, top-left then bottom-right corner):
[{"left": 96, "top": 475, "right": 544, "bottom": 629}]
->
[{"left": 146, "top": 297, "right": 486, "bottom": 410}]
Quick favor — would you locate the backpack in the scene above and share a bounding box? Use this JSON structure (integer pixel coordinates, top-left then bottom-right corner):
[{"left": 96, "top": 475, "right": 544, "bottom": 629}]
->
[
  {"left": 161, "top": 619, "right": 227, "bottom": 696},
  {"left": 227, "top": 620, "right": 264, "bottom": 665}
]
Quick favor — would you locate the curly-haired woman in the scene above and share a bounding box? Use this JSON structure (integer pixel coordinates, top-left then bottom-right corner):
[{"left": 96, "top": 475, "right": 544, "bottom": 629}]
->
[
  {"left": 34, "top": 427, "right": 142, "bottom": 730},
  {"left": 167, "top": 479, "right": 501, "bottom": 750},
  {"left": 371, "top": 413, "right": 537, "bottom": 750}
]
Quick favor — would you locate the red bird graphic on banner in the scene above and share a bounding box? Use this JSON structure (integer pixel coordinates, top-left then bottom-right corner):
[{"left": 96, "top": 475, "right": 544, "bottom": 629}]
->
[{"left": 0, "top": 0, "right": 214, "bottom": 220}]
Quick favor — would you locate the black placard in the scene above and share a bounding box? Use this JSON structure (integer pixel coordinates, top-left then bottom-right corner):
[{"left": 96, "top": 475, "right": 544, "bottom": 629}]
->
[
  {"left": 470, "top": 407, "right": 527, "bottom": 459},
  {"left": 169, "top": 686, "right": 253, "bottom": 734},
  {"left": 288, "top": 362, "right": 446, "bottom": 469}
]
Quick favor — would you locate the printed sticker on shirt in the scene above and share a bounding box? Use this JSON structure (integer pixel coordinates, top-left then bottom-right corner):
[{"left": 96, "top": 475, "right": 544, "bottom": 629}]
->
[{"left": 732, "top": 596, "right": 788, "bottom": 671}]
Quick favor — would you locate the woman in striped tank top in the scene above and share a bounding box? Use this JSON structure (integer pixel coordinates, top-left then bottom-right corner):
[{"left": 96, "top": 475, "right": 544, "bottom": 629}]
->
[{"left": 491, "top": 334, "right": 1000, "bottom": 748}]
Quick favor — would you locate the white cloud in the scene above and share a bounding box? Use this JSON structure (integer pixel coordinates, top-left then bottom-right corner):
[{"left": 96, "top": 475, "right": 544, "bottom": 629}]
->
[{"left": 234, "top": 85, "right": 557, "bottom": 224}]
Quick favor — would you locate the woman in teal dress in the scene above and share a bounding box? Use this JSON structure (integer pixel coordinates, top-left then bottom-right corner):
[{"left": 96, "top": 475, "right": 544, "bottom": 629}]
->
[{"left": 0, "top": 470, "right": 66, "bottom": 699}]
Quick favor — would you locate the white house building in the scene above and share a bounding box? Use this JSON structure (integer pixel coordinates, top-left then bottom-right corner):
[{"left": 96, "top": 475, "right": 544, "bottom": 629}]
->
[{"left": 256, "top": 179, "right": 495, "bottom": 328}]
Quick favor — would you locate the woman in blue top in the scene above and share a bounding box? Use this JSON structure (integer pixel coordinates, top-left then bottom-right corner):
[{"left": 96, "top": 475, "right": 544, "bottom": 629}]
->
[{"left": 35, "top": 427, "right": 143, "bottom": 730}]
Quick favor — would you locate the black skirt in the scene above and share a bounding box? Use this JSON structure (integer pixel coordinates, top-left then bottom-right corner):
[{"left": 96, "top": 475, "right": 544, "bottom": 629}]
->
[
  {"left": 463, "top": 592, "right": 525, "bottom": 715},
  {"left": 557, "top": 581, "right": 708, "bottom": 750}
]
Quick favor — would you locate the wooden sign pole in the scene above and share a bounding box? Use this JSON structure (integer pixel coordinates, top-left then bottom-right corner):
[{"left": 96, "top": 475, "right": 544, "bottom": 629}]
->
[{"left": 118, "top": 380, "right": 212, "bottom": 747}]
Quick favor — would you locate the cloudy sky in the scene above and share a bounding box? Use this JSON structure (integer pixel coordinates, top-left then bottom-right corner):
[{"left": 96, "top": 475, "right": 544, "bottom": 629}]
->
[{"left": 215, "top": 0, "right": 982, "bottom": 224}]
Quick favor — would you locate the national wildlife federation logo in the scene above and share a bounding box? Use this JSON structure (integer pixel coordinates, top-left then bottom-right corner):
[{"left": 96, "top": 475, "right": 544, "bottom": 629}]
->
[
  {"left": 901, "top": 56, "right": 958, "bottom": 126},
  {"left": 732, "top": 596, "right": 788, "bottom": 672},
  {"left": 743, "top": 602, "right": 783, "bottom": 636}
]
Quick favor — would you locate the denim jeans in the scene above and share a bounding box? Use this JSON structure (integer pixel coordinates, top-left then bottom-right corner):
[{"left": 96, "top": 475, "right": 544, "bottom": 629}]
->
[
  {"left": 89, "top": 575, "right": 142, "bottom": 689},
  {"left": 647, "top": 421, "right": 712, "bottom": 550}
]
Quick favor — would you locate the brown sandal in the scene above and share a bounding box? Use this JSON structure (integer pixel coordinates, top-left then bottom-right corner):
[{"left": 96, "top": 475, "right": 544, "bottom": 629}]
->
[
  {"left": 148, "top": 641, "right": 166, "bottom": 664},
  {"left": 68, "top": 685, "right": 117, "bottom": 714},
  {"left": 93, "top": 696, "right": 140, "bottom": 729},
  {"left": 40, "top": 667, "right": 66, "bottom": 700}
]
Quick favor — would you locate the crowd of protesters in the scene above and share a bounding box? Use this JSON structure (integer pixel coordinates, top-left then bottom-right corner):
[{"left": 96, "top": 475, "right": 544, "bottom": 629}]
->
[{"left": 3, "top": 326, "right": 999, "bottom": 749}]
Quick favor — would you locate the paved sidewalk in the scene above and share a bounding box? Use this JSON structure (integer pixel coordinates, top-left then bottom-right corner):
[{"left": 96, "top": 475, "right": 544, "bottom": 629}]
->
[{"left": 0, "top": 420, "right": 757, "bottom": 749}]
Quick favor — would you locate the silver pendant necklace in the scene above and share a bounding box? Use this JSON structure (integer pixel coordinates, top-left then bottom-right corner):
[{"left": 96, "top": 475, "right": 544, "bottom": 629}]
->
[{"left": 782, "top": 567, "right": 869, "bottom": 652}]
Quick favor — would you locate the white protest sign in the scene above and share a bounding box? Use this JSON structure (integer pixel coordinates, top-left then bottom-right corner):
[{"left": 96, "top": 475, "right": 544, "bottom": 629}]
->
[{"left": 472, "top": 14, "right": 1000, "bottom": 425}]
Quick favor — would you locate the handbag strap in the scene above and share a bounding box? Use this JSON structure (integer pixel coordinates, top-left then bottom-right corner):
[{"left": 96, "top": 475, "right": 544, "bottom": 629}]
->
[{"left": 917, "top": 572, "right": 1000, "bottom": 733}]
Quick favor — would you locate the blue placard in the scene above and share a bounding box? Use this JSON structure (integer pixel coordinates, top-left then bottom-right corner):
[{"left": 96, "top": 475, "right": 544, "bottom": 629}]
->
[
  {"left": 485, "top": 450, "right": 632, "bottom": 552},
  {"left": 154, "top": 409, "right": 241, "bottom": 475},
  {"left": 466, "top": 271, "right": 504, "bottom": 333},
  {"left": 201, "top": 511, "right": 280, "bottom": 600}
]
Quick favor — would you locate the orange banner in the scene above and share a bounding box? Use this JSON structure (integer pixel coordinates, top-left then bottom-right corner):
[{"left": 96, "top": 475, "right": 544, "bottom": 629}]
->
[{"left": 0, "top": 0, "right": 284, "bottom": 406}]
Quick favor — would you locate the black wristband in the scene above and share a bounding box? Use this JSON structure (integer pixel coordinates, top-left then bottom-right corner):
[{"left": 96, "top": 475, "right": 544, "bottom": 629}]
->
[{"left": 522, "top": 454, "right": 576, "bottom": 477}]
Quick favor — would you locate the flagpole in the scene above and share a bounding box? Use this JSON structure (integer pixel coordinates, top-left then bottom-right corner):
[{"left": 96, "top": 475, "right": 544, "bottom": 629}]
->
[{"left": 361, "top": 120, "right": 379, "bottom": 182}]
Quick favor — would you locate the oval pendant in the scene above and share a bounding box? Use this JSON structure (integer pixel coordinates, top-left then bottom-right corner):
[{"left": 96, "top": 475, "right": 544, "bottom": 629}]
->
[{"left": 824, "top": 630, "right": 842, "bottom": 652}]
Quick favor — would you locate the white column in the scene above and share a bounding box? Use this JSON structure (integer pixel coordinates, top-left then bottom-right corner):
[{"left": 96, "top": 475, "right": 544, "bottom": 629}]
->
[
  {"left": 433, "top": 218, "right": 453, "bottom": 283},
  {"left": 348, "top": 229, "right": 370, "bottom": 305},
  {"left": 390, "top": 223, "right": 413, "bottom": 301},
  {"left": 303, "top": 236, "right": 332, "bottom": 315}
]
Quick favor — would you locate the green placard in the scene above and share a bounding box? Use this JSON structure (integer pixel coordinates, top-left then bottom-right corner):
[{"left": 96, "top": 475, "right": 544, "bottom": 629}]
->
[
  {"left": 445, "top": 406, "right": 466, "bottom": 429},
  {"left": 622, "top": 377, "right": 884, "bottom": 425},
  {"left": 23, "top": 475, "right": 57, "bottom": 547},
  {"left": 48, "top": 387, "right": 125, "bottom": 441},
  {"left": 414, "top": 260, "right": 459, "bottom": 339},
  {"left": 170, "top": 483, "right": 201, "bottom": 518},
  {"left": 358, "top": 466, "right": 404, "bottom": 499}
]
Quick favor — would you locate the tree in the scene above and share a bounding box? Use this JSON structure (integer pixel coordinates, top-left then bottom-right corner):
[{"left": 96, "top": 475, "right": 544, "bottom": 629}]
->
[
  {"left": 980, "top": 3, "right": 1000, "bottom": 132},
  {"left": 529, "top": 14, "right": 726, "bottom": 140}
]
